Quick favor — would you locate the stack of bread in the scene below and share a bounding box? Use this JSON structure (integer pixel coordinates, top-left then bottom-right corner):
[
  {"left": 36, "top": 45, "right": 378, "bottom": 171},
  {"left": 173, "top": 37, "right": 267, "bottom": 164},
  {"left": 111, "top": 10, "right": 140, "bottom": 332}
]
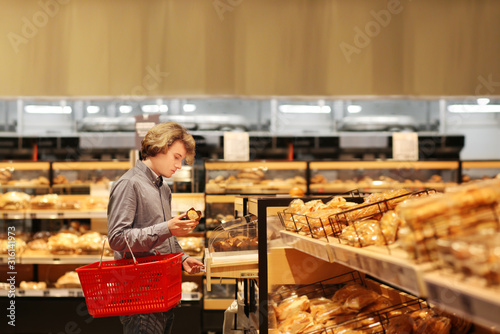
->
[
  {"left": 0, "top": 191, "right": 31, "bottom": 210},
  {"left": 31, "top": 194, "right": 60, "bottom": 209},
  {"left": 281, "top": 189, "right": 430, "bottom": 247},
  {"left": 397, "top": 178, "right": 500, "bottom": 263},
  {"left": 270, "top": 281, "right": 469, "bottom": 334}
]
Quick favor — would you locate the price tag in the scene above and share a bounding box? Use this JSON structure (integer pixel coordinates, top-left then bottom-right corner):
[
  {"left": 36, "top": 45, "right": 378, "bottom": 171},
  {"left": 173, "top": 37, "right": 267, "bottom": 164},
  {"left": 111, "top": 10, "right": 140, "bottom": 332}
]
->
[
  {"left": 240, "top": 272, "right": 258, "bottom": 278},
  {"left": 393, "top": 132, "right": 418, "bottom": 161},
  {"left": 135, "top": 114, "right": 160, "bottom": 149},
  {"left": 346, "top": 252, "right": 361, "bottom": 269},
  {"left": 396, "top": 266, "right": 419, "bottom": 294},
  {"left": 224, "top": 132, "right": 249, "bottom": 161}
]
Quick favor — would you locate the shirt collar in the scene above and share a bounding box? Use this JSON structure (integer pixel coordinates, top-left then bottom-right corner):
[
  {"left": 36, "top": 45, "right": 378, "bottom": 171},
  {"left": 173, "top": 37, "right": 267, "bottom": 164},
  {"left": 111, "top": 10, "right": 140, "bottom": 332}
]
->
[{"left": 136, "top": 160, "right": 163, "bottom": 187}]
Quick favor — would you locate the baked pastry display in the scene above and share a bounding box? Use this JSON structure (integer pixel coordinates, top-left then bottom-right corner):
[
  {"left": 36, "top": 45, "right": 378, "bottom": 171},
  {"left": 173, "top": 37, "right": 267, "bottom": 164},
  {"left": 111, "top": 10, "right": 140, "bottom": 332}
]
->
[
  {"left": 76, "top": 231, "right": 103, "bottom": 255},
  {"left": 24, "top": 238, "right": 50, "bottom": 255},
  {"left": 211, "top": 235, "right": 258, "bottom": 252},
  {"left": 48, "top": 232, "right": 79, "bottom": 255},
  {"left": 55, "top": 271, "right": 81, "bottom": 288},
  {"left": 0, "top": 168, "right": 12, "bottom": 184},
  {"left": 0, "top": 236, "right": 26, "bottom": 254},
  {"left": 52, "top": 174, "right": 69, "bottom": 184},
  {"left": 177, "top": 236, "right": 204, "bottom": 257},
  {"left": 271, "top": 281, "right": 393, "bottom": 333},
  {"left": 397, "top": 178, "right": 500, "bottom": 262},
  {"left": 0, "top": 191, "right": 31, "bottom": 210},
  {"left": 280, "top": 189, "right": 423, "bottom": 246},
  {"left": 206, "top": 167, "right": 307, "bottom": 194},
  {"left": 20, "top": 281, "right": 47, "bottom": 290},
  {"left": 82, "top": 196, "right": 108, "bottom": 210},
  {"left": 309, "top": 171, "right": 455, "bottom": 193},
  {"left": 270, "top": 277, "right": 469, "bottom": 334},
  {"left": 31, "top": 194, "right": 60, "bottom": 209}
]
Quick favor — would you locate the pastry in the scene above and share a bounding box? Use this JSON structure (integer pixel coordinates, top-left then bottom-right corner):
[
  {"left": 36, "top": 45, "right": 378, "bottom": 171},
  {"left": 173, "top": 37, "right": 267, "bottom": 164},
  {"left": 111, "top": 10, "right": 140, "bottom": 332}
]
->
[
  {"left": 31, "top": 194, "right": 59, "bottom": 209},
  {"left": 0, "top": 191, "right": 31, "bottom": 210},
  {"left": 185, "top": 207, "right": 202, "bottom": 221}
]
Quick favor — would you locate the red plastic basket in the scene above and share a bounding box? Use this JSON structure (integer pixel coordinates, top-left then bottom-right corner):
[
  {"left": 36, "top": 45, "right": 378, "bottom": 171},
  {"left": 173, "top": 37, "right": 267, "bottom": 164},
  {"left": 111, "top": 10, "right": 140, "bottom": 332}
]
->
[{"left": 76, "top": 252, "right": 182, "bottom": 318}]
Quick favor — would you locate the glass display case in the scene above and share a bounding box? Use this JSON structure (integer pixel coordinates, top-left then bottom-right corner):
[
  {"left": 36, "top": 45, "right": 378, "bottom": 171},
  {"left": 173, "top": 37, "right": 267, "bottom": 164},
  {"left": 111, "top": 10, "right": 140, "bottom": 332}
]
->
[
  {"left": 0, "top": 162, "right": 51, "bottom": 195},
  {"left": 461, "top": 160, "right": 500, "bottom": 182},
  {"left": 204, "top": 161, "right": 307, "bottom": 195},
  {"left": 309, "top": 160, "right": 460, "bottom": 194},
  {"left": 205, "top": 195, "right": 237, "bottom": 230},
  {"left": 51, "top": 161, "right": 131, "bottom": 194}
]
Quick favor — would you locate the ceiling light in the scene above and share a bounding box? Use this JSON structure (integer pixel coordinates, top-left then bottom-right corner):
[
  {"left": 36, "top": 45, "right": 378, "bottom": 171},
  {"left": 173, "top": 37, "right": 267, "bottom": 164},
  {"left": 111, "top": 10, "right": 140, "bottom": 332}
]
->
[
  {"left": 183, "top": 104, "right": 196, "bottom": 112},
  {"left": 278, "top": 105, "right": 331, "bottom": 113},
  {"left": 24, "top": 105, "right": 72, "bottom": 114},
  {"left": 477, "top": 98, "right": 490, "bottom": 105},
  {"left": 86, "top": 106, "right": 100, "bottom": 114},
  {"left": 119, "top": 105, "right": 133, "bottom": 114},
  {"left": 447, "top": 104, "right": 500, "bottom": 113},
  {"left": 142, "top": 104, "right": 168, "bottom": 113},
  {"left": 347, "top": 105, "right": 362, "bottom": 113}
]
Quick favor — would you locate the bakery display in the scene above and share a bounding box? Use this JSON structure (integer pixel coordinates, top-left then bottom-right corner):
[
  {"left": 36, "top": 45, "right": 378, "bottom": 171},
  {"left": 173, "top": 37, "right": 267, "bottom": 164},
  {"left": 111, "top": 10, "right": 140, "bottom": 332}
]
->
[
  {"left": 47, "top": 232, "right": 79, "bottom": 255},
  {"left": 279, "top": 189, "right": 430, "bottom": 246},
  {"left": 0, "top": 235, "right": 27, "bottom": 255},
  {"left": 31, "top": 194, "right": 60, "bottom": 209},
  {"left": 20, "top": 281, "right": 47, "bottom": 290},
  {"left": 177, "top": 236, "right": 204, "bottom": 257},
  {"left": 397, "top": 178, "right": 500, "bottom": 262},
  {"left": 0, "top": 191, "right": 31, "bottom": 210},
  {"left": 24, "top": 238, "right": 50, "bottom": 255},
  {"left": 55, "top": 271, "right": 81, "bottom": 288},
  {"left": 270, "top": 275, "right": 470, "bottom": 334},
  {"left": 208, "top": 216, "right": 258, "bottom": 254},
  {"left": 76, "top": 231, "right": 104, "bottom": 255},
  {"left": 205, "top": 161, "right": 308, "bottom": 194}
]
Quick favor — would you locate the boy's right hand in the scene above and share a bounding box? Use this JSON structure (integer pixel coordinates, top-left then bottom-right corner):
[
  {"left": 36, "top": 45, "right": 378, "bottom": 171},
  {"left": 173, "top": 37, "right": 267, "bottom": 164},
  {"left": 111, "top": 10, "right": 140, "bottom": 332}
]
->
[{"left": 168, "top": 213, "right": 199, "bottom": 236}]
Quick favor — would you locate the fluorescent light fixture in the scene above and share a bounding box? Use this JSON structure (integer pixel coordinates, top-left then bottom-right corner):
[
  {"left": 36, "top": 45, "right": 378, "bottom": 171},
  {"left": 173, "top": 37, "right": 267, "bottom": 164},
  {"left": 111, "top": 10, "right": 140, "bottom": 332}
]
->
[
  {"left": 86, "top": 106, "right": 100, "bottom": 114},
  {"left": 278, "top": 105, "right": 331, "bottom": 114},
  {"left": 119, "top": 105, "right": 133, "bottom": 114},
  {"left": 347, "top": 105, "right": 362, "bottom": 113},
  {"left": 25, "top": 105, "right": 72, "bottom": 114},
  {"left": 183, "top": 104, "right": 196, "bottom": 112},
  {"left": 447, "top": 104, "right": 500, "bottom": 113},
  {"left": 477, "top": 98, "right": 490, "bottom": 105},
  {"left": 142, "top": 104, "right": 168, "bottom": 113}
]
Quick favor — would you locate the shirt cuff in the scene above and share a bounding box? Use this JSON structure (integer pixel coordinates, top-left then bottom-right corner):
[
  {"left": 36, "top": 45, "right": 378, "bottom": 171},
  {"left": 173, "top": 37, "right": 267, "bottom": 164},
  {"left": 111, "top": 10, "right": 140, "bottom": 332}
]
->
[{"left": 153, "top": 221, "right": 171, "bottom": 242}]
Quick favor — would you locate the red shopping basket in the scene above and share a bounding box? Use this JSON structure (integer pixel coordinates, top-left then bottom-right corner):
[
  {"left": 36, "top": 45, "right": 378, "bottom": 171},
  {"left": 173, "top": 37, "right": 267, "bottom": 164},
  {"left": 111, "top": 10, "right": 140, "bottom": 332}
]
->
[{"left": 76, "top": 241, "right": 182, "bottom": 318}]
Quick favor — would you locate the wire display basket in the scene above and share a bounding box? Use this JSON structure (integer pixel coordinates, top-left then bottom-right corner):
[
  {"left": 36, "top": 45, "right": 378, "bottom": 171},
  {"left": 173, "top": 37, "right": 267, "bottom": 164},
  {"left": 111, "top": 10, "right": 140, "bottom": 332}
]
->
[
  {"left": 278, "top": 189, "right": 433, "bottom": 249},
  {"left": 269, "top": 271, "right": 470, "bottom": 334},
  {"left": 76, "top": 238, "right": 182, "bottom": 318}
]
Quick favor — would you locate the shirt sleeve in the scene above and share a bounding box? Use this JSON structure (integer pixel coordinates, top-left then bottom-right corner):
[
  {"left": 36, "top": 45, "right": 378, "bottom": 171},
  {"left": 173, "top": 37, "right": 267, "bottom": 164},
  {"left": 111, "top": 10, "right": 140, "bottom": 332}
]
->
[
  {"left": 107, "top": 178, "right": 172, "bottom": 255},
  {"left": 165, "top": 190, "right": 189, "bottom": 262}
]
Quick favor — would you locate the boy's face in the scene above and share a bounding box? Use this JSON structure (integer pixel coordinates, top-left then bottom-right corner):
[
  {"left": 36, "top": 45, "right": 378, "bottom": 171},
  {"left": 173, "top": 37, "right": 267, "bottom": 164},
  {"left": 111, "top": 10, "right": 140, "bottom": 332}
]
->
[{"left": 150, "top": 140, "right": 187, "bottom": 178}]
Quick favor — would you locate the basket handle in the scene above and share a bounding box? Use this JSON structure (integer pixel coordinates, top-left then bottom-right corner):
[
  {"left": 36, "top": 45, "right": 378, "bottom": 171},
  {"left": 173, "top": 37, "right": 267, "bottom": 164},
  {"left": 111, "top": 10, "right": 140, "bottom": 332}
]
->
[{"left": 98, "top": 235, "right": 137, "bottom": 268}]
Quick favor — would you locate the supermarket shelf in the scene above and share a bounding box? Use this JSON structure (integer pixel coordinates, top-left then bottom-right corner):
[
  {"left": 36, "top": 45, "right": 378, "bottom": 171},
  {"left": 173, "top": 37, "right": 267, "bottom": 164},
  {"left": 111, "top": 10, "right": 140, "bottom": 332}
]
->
[
  {"left": 328, "top": 242, "right": 434, "bottom": 297},
  {"left": 181, "top": 291, "right": 203, "bottom": 301},
  {"left": 280, "top": 230, "right": 433, "bottom": 297},
  {"left": 20, "top": 254, "right": 114, "bottom": 264},
  {"left": 1, "top": 289, "right": 202, "bottom": 300},
  {"left": 1, "top": 209, "right": 107, "bottom": 219},
  {"left": 0, "top": 288, "right": 84, "bottom": 298},
  {"left": 204, "top": 249, "right": 258, "bottom": 291},
  {"left": 280, "top": 231, "right": 333, "bottom": 263},
  {"left": 424, "top": 270, "right": 500, "bottom": 330},
  {"left": 309, "top": 182, "right": 453, "bottom": 193}
]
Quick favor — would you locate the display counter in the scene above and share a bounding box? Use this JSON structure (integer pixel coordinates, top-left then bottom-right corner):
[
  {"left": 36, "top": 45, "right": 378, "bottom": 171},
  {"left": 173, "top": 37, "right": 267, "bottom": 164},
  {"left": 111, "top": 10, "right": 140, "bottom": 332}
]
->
[
  {"left": 205, "top": 161, "right": 307, "bottom": 194},
  {"left": 309, "top": 160, "right": 460, "bottom": 194}
]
